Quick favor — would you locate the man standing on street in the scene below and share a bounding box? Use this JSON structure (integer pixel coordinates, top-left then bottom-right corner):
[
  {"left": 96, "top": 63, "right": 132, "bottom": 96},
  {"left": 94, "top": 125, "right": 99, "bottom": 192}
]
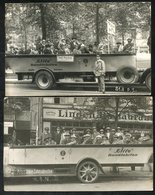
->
[{"left": 94, "top": 54, "right": 106, "bottom": 93}]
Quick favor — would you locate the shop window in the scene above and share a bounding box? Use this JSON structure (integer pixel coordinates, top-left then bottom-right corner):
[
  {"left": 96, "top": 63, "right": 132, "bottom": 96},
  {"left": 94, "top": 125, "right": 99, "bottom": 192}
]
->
[
  {"left": 54, "top": 98, "right": 60, "bottom": 104},
  {"left": 16, "top": 130, "right": 30, "bottom": 145},
  {"left": 73, "top": 122, "right": 80, "bottom": 127},
  {"left": 59, "top": 121, "right": 65, "bottom": 127}
]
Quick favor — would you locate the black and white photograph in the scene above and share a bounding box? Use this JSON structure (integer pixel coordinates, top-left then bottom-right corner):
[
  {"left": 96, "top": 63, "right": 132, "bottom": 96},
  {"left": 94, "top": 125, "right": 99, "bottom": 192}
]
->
[
  {"left": 4, "top": 96, "right": 153, "bottom": 191},
  {"left": 5, "top": 2, "right": 151, "bottom": 96}
]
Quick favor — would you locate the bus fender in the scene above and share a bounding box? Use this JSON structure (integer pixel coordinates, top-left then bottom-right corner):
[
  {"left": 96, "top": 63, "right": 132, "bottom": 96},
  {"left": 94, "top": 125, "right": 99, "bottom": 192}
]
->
[
  {"left": 75, "top": 157, "right": 105, "bottom": 174},
  {"left": 139, "top": 68, "right": 151, "bottom": 83}
]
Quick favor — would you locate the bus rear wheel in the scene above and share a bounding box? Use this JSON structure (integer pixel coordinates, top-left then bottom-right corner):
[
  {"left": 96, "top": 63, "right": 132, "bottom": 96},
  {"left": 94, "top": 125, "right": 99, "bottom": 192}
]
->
[
  {"left": 145, "top": 72, "right": 151, "bottom": 90},
  {"left": 77, "top": 161, "right": 99, "bottom": 183},
  {"left": 117, "top": 66, "right": 139, "bottom": 84},
  {"left": 35, "top": 70, "right": 54, "bottom": 90}
]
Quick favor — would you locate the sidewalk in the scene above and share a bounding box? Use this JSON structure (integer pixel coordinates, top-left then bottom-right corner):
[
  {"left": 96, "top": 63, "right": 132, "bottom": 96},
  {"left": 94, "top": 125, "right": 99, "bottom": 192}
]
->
[
  {"left": 5, "top": 73, "right": 32, "bottom": 84},
  {"left": 103, "top": 164, "right": 153, "bottom": 178}
]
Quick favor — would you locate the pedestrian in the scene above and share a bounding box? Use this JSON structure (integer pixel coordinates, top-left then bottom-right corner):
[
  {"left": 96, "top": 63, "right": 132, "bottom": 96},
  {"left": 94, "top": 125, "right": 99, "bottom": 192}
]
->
[
  {"left": 147, "top": 34, "right": 151, "bottom": 53},
  {"left": 94, "top": 54, "right": 106, "bottom": 93}
]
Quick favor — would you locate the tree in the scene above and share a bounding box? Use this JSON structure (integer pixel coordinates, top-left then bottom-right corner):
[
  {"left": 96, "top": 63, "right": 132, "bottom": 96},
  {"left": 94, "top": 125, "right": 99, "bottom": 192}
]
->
[{"left": 72, "top": 97, "right": 152, "bottom": 130}]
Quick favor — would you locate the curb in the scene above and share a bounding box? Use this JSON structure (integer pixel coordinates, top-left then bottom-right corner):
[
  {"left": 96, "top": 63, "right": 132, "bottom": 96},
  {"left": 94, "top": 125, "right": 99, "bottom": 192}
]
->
[{"left": 5, "top": 79, "right": 32, "bottom": 84}]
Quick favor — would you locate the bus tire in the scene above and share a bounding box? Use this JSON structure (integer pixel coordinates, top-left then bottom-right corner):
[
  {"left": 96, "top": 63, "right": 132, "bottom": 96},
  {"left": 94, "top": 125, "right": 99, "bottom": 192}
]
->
[
  {"left": 35, "top": 70, "right": 54, "bottom": 90},
  {"left": 117, "top": 66, "right": 139, "bottom": 84},
  {"left": 77, "top": 160, "right": 99, "bottom": 183},
  {"left": 145, "top": 72, "right": 151, "bottom": 90}
]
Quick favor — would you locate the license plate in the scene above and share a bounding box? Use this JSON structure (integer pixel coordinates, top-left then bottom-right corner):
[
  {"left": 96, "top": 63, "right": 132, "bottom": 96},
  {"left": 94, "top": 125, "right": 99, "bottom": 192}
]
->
[{"left": 114, "top": 86, "right": 136, "bottom": 92}]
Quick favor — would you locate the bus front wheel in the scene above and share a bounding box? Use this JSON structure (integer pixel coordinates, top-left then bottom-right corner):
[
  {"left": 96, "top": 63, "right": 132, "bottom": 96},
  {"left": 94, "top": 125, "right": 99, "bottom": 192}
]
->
[
  {"left": 77, "top": 161, "right": 99, "bottom": 183},
  {"left": 145, "top": 72, "right": 151, "bottom": 90},
  {"left": 35, "top": 70, "right": 54, "bottom": 90}
]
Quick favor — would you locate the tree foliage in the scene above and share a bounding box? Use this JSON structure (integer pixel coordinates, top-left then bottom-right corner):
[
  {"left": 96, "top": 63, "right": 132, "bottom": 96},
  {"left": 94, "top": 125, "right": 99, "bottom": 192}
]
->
[
  {"left": 5, "top": 2, "right": 151, "bottom": 48},
  {"left": 73, "top": 97, "right": 152, "bottom": 129}
]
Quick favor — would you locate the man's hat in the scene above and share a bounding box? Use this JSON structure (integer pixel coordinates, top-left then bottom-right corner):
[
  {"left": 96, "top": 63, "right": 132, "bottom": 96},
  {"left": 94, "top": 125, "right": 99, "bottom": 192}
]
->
[
  {"left": 100, "top": 129, "right": 104, "bottom": 132},
  {"left": 86, "top": 129, "right": 91, "bottom": 133},
  {"left": 106, "top": 127, "right": 110, "bottom": 130},
  {"left": 127, "top": 38, "right": 132, "bottom": 41},
  {"left": 83, "top": 134, "right": 91, "bottom": 138},
  {"left": 64, "top": 132, "right": 70, "bottom": 136},
  {"left": 125, "top": 133, "right": 132, "bottom": 137},
  {"left": 96, "top": 135, "right": 102, "bottom": 139}
]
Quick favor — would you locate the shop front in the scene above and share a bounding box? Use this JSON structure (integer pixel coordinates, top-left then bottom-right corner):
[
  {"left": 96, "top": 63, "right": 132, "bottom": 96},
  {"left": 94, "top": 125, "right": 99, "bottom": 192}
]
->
[{"left": 42, "top": 107, "right": 152, "bottom": 136}]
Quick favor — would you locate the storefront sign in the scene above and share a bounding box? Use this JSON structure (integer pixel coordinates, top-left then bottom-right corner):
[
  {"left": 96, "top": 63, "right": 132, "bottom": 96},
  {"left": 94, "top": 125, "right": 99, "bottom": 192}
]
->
[
  {"left": 4, "top": 122, "right": 13, "bottom": 127},
  {"left": 43, "top": 108, "right": 152, "bottom": 122}
]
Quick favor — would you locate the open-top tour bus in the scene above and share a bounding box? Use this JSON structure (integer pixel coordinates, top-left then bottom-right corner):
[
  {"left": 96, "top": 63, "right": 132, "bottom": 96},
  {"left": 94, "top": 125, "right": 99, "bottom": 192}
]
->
[
  {"left": 5, "top": 53, "right": 151, "bottom": 90},
  {"left": 4, "top": 144, "right": 153, "bottom": 183}
]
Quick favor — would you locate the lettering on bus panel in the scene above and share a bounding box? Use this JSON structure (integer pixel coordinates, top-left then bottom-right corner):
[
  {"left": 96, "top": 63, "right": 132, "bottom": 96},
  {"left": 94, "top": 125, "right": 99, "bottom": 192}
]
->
[
  {"left": 31, "top": 58, "right": 57, "bottom": 66},
  {"left": 108, "top": 147, "right": 138, "bottom": 157}
]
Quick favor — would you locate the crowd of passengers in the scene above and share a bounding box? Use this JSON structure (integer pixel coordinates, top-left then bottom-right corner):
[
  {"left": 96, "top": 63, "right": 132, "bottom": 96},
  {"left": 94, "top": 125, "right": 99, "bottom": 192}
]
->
[
  {"left": 6, "top": 37, "right": 135, "bottom": 55},
  {"left": 38, "top": 126, "right": 153, "bottom": 146}
]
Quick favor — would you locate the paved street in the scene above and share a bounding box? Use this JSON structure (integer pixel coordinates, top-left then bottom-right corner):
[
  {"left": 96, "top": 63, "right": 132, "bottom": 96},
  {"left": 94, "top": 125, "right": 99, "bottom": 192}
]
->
[
  {"left": 5, "top": 82, "right": 150, "bottom": 96},
  {"left": 4, "top": 175, "right": 153, "bottom": 191}
]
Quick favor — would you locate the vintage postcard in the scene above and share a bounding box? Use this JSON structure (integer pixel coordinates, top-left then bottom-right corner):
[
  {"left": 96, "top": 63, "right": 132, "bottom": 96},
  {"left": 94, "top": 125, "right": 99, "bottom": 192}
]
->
[
  {"left": 5, "top": 2, "right": 151, "bottom": 96},
  {"left": 4, "top": 96, "right": 153, "bottom": 191}
]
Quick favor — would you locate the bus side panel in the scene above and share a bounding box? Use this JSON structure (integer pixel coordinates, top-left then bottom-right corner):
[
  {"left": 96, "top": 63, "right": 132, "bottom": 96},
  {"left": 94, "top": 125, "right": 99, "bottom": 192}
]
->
[
  {"left": 69, "top": 147, "right": 153, "bottom": 164},
  {"left": 5, "top": 54, "right": 136, "bottom": 75},
  {"left": 8, "top": 146, "right": 153, "bottom": 166}
]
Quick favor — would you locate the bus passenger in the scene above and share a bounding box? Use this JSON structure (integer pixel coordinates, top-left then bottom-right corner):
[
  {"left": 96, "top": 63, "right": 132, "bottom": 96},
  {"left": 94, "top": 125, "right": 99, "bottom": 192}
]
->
[
  {"left": 81, "top": 134, "right": 93, "bottom": 145},
  {"left": 99, "top": 129, "right": 105, "bottom": 138},
  {"left": 115, "top": 127, "right": 124, "bottom": 137},
  {"left": 92, "top": 126, "right": 100, "bottom": 139},
  {"left": 112, "top": 135, "right": 124, "bottom": 144},
  {"left": 60, "top": 132, "right": 71, "bottom": 145},
  {"left": 44, "top": 137, "right": 56, "bottom": 145},
  {"left": 113, "top": 41, "right": 123, "bottom": 53},
  {"left": 109, "top": 129, "right": 116, "bottom": 144},
  {"left": 73, "top": 45, "right": 81, "bottom": 54},
  {"left": 40, "top": 127, "right": 52, "bottom": 145},
  {"left": 70, "top": 128, "right": 82, "bottom": 144},
  {"left": 93, "top": 135, "right": 103, "bottom": 145},
  {"left": 123, "top": 133, "right": 132, "bottom": 144},
  {"left": 101, "top": 135, "right": 110, "bottom": 145},
  {"left": 105, "top": 127, "right": 111, "bottom": 139},
  {"left": 138, "top": 133, "right": 153, "bottom": 144},
  {"left": 94, "top": 55, "right": 106, "bottom": 93},
  {"left": 123, "top": 38, "right": 134, "bottom": 53},
  {"left": 66, "top": 135, "right": 77, "bottom": 145},
  {"left": 53, "top": 127, "right": 61, "bottom": 144}
]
